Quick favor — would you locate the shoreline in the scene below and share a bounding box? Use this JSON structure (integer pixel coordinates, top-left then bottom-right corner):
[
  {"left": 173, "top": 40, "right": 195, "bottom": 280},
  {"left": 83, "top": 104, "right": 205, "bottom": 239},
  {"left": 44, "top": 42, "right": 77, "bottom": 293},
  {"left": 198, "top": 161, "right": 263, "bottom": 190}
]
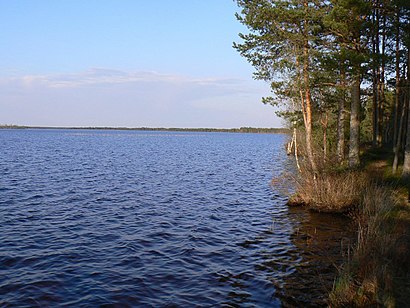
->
[
  {"left": 285, "top": 147, "right": 410, "bottom": 306},
  {"left": 0, "top": 125, "right": 289, "bottom": 134}
]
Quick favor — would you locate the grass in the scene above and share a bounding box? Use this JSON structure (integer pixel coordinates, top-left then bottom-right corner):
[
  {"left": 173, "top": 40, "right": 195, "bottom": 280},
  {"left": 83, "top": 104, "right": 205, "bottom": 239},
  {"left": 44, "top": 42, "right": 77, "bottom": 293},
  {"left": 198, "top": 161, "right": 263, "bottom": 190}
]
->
[
  {"left": 287, "top": 156, "right": 368, "bottom": 213},
  {"left": 329, "top": 184, "right": 399, "bottom": 307},
  {"left": 288, "top": 170, "right": 368, "bottom": 213},
  {"left": 329, "top": 150, "right": 410, "bottom": 307}
]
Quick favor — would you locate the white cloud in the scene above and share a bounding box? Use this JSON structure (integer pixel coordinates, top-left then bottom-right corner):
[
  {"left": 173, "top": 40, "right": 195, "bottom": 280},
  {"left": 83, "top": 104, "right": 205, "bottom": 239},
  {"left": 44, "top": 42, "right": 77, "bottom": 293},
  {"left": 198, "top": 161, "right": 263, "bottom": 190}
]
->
[
  {"left": 0, "top": 68, "right": 280, "bottom": 128},
  {"left": 1, "top": 68, "right": 255, "bottom": 91}
]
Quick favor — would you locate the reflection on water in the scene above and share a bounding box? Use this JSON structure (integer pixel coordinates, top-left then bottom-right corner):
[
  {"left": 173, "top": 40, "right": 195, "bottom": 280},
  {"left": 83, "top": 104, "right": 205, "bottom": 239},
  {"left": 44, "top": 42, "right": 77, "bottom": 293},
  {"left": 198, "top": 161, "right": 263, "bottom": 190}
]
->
[{"left": 277, "top": 207, "right": 356, "bottom": 307}]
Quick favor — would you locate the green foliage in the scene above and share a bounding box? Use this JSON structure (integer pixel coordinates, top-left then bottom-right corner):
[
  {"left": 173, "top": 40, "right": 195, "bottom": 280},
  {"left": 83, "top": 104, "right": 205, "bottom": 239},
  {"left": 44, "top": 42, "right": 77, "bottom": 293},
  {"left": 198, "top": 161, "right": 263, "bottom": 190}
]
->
[
  {"left": 234, "top": 0, "right": 325, "bottom": 98},
  {"left": 235, "top": 0, "right": 410, "bottom": 161}
]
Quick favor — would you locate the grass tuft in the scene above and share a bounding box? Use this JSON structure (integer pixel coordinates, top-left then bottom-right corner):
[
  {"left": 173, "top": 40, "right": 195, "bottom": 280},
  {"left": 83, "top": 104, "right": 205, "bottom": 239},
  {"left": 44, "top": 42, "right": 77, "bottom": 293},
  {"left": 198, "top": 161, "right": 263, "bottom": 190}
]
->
[{"left": 287, "top": 158, "right": 369, "bottom": 213}]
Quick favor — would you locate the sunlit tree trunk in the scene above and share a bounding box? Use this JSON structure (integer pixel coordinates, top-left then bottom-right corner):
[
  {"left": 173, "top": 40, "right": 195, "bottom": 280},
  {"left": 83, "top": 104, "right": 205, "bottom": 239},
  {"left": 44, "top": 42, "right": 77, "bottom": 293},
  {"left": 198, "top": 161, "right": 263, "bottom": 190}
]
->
[
  {"left": 302, "top": 0, "right": 317, "bottom": 174},
  {"left": 303, "top": 45, "right": 317, "bottom": 174}
]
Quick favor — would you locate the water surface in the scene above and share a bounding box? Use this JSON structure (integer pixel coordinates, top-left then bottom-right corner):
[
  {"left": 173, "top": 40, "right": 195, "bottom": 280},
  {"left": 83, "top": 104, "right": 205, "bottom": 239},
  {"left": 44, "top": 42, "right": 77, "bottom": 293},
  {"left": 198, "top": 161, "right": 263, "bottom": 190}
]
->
[{"left": 0, "top": 129, "right": 345, "bottom": 306}]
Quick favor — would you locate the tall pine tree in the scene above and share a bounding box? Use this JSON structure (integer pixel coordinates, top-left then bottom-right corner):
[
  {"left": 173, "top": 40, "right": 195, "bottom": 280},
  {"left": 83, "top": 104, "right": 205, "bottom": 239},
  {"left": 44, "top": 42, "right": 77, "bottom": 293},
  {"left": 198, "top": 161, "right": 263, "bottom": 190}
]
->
[{"left": 234, "top": 0, "right": 326, "bottom": 173}]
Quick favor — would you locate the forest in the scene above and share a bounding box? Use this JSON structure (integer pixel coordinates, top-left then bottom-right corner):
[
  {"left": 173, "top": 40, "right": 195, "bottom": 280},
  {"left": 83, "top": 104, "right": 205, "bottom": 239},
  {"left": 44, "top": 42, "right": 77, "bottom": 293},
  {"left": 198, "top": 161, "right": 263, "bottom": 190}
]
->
[
  {"left": 235, "top": 0, "right": 409, "bottom": 173},
  {"left": 235, "top": 0, "right": 410, "bottom": 306}
]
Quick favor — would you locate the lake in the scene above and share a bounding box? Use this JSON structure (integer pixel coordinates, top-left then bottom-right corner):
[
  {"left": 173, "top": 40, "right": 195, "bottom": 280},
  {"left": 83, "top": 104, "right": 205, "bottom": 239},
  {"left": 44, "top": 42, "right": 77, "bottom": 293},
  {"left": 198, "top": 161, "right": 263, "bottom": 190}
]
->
[{"left": 0, "top": 129, "right": 350, "bottom": 307}]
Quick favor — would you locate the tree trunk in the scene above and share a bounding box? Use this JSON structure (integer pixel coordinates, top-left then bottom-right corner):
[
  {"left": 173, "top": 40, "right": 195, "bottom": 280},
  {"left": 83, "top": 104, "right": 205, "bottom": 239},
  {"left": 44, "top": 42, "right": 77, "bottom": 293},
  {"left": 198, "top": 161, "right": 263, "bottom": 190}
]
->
[
  {"left": 294, "top": 127, "right": 301, "bottom": 172},
  {"left": 393, "top": 7, "right": 400, "bottom": 151},
  {"left": 372, "top": 2, "right": 379, "bottom": 147},
  {"left": 321, "top": 112, "right": 328, "bottom": 160},
  {"left": 402, "top": 50, "right": 410, "bottom": 178},
  {"left": 349, "top": 75, "right": 361, "bottom": 168},
  {"left": 337, "top": 66, "right": 346, "bottom": 163},
  {"left": 377, "top": 10, "right": 386, "bottom": 145},
  {"left": 302, "top": 2, "right": 317, "bottom": 174},
  {"left": 404, "top": 108, "right": 410, "bottom": 176},
  {"left": 393, "top": 88, "right": 406, "bottom": 173},
  {"left": 304, "top": 82, "right": 317, "bottom": 174}
]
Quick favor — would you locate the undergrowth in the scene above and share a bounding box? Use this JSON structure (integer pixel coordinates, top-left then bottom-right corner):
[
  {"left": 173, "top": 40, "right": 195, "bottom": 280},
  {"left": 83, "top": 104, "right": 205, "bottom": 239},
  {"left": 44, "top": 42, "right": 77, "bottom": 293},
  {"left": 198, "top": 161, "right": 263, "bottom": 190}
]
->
[
  {"left": 287, "top": 157, "right": 368, "bottom": 213},
  {"left": 329, "top": 184, "right": 398, "bottom": 307},
  {"left": 281, "top": 150, "right": 409, "bottom": 307}
]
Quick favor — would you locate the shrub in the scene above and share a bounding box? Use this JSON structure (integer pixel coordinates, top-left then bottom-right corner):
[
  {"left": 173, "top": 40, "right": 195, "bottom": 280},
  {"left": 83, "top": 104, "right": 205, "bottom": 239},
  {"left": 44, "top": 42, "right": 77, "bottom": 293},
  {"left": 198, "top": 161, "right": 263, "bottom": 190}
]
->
[{"left": 288, "top": 159, "right": 369, "bottom": 213}]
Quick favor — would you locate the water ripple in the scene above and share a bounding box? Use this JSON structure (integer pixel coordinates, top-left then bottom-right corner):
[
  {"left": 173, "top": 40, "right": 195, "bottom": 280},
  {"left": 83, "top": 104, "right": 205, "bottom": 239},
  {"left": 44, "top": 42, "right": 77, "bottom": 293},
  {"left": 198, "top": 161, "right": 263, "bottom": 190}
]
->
[{"left": 1, "top": 129, "right": 301, "bottom": 306}]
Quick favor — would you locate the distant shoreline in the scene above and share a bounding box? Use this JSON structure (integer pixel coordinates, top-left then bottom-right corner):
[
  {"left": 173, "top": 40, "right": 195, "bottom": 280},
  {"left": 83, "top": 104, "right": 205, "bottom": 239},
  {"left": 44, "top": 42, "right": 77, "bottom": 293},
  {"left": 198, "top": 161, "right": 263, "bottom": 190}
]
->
[{"left": 0, "top": 125, "right": 289, "bottom": 134}]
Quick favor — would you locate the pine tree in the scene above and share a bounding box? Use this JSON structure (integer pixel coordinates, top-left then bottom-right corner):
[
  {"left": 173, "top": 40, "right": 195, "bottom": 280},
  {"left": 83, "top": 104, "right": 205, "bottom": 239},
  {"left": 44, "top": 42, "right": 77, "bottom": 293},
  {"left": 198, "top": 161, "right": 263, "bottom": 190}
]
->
[
  {"left": 323, "top": 0, "right": 371, "bottom": 168},
  {"left": 234, "top": 0, "right": 327, "bottom": 173}
]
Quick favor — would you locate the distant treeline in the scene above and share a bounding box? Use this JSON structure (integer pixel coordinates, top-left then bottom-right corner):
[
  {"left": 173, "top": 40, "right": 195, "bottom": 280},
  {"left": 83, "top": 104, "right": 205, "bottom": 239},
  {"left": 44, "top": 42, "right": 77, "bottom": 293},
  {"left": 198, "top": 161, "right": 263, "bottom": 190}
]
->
[
  {"left": 0, "top": 125, "right": 289, "bottom": 134},
  {"left": 108, "top": 127, "right": 289, "bottom": 134},
  {"left": 0, "top": 124, "right": 28, "bottom": 129}
]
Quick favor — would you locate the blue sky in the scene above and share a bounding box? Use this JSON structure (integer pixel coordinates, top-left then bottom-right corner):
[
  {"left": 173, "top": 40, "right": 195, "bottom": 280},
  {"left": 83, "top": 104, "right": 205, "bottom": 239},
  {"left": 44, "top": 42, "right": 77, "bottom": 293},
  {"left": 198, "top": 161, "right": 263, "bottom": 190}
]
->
[{"left": 0, "top": 0, "right": 281, "bottom": 128}]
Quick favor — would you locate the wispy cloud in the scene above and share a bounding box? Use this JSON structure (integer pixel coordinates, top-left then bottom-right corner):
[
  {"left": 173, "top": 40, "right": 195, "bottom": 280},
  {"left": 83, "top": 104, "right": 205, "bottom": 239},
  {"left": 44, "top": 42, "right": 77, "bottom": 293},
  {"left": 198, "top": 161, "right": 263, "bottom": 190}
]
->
[
  {"left": 1, "top": 68, "right": 253, "bottom": 91},
  {"left": 0, "top": 68, "right": 278, "bottom": 128}
]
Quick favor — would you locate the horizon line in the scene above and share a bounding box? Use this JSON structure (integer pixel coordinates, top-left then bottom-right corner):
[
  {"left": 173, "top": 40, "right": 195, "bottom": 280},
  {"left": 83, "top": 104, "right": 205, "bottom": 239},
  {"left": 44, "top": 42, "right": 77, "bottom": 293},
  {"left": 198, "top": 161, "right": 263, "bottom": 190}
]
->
[{"left": 0, "top": 124, "right": 288, "bottom": 132}]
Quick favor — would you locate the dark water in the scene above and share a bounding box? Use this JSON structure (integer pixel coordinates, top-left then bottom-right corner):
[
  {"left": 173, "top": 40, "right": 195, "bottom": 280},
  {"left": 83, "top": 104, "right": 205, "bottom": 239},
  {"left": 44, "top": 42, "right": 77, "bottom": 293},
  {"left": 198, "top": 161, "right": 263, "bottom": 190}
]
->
[{"left": 0, "top": 129, "right": 351, "bottom": 307}]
